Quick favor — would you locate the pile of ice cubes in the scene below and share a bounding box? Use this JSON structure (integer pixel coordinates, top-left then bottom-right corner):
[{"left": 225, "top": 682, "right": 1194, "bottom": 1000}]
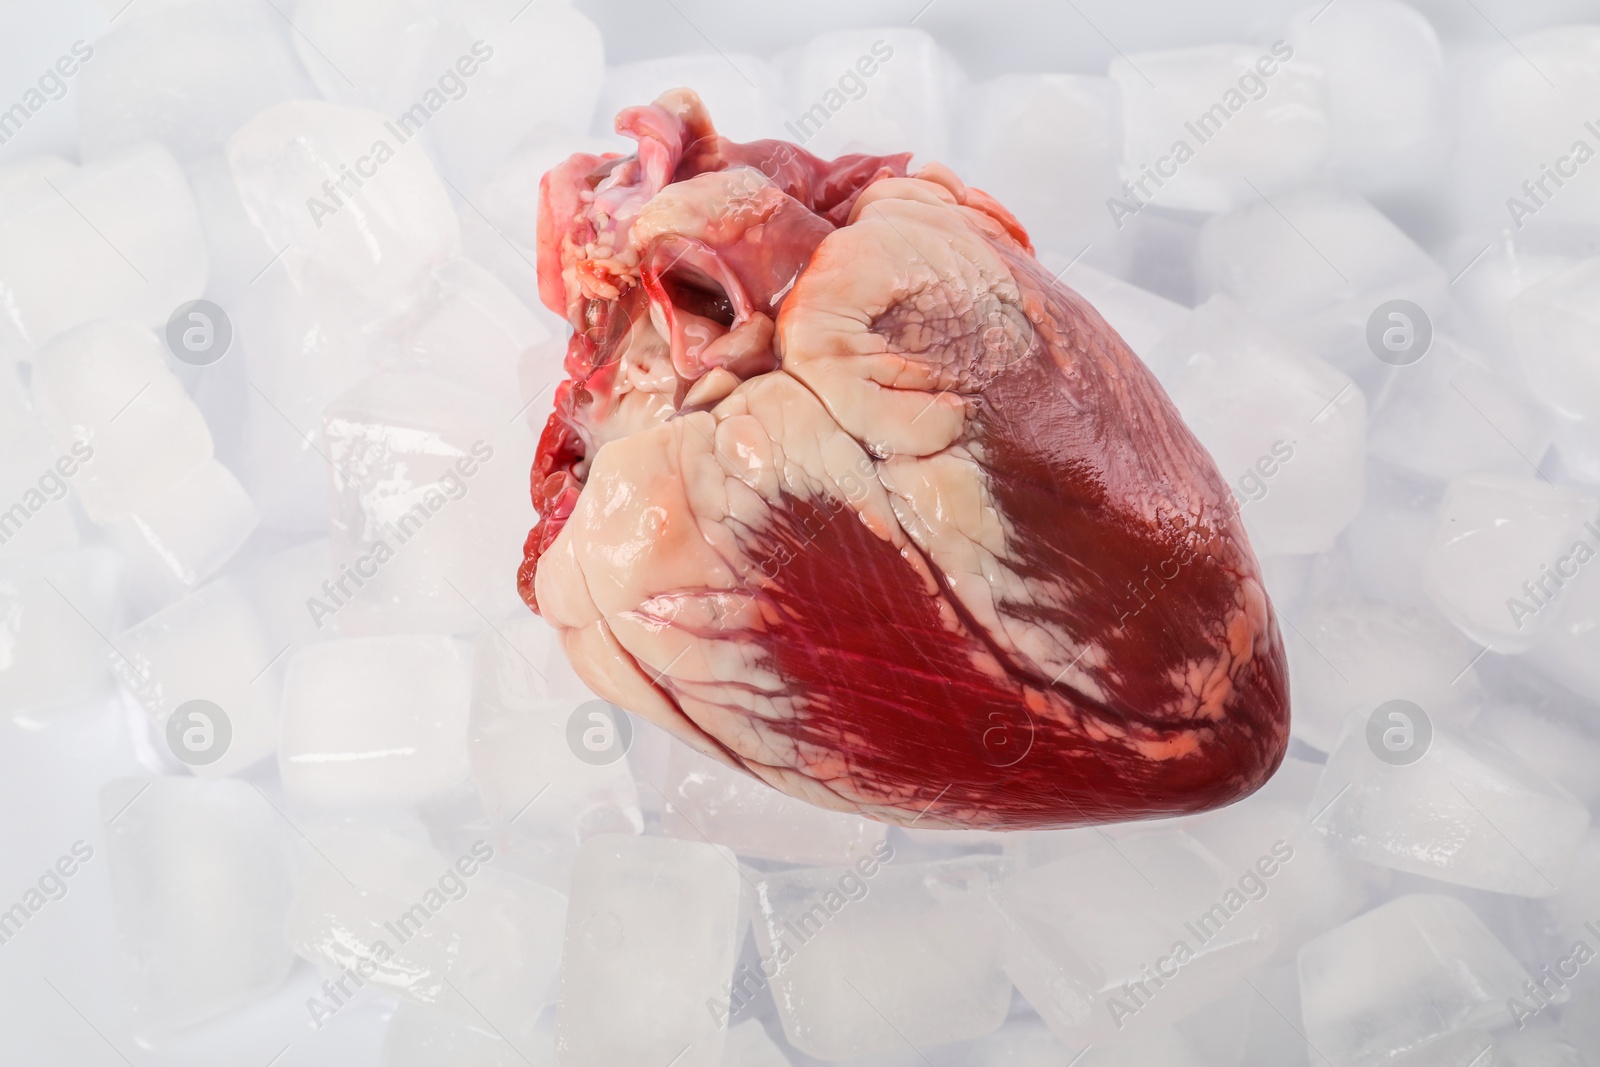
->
[{"left": 5, "top": 0, "right": 1600, "bottom": 1063}]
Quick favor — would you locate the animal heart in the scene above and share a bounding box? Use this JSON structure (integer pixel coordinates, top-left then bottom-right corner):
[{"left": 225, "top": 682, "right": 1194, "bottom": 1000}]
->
[{"left": 519, "top": 90, "right": 1289, "bottom": 830}]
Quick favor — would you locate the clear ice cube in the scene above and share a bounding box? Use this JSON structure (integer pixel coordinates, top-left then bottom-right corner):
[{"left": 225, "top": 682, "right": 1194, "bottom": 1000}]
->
[
  {"left": 280, "top": 635, "right": 474, "bottom": 807},
  {"left": 78, "top": 0, "right": 315, "bottom": 163},
  {"left": 992, "top": 828, "right": 1276, "bottom": 1046},
  {"left": 1111, "top": 43, "right": 1330, "bottom": 213},
  {"left": 555, "top": 834, "right": 743, "bottom": 1067},
  {"left": 0, "top": 146, "right": 208, "bottom": 347},
  {"left": 1310, "top": 712, "right": 1590, "bottom": 897},
  {"left": 113, "top": 576, "right": 281, "bottom": 778},
  {"left": 0, "top": 547, "right": 120, "bottom": 715},
  {"left": 1420, "top": 473, "right": 1599, "bottom": 653},
  {"left": 100, "top": 775, "right": 295, "bottom": 1038},
  {"left": 321, "top": 371, "right": 536, "bottom": 635},
  {"left": 1297, "top": 894, "right": 1531, "bottom": 1067},
  {"left": 32, "top": 319, "right": 213, "bottom": 521},
  {"left": 1157, "top": 298, "right": 1366, "bottom": 555},
  {"left": 748, "top": 854, "right": 1010, "bottom": 1059}
]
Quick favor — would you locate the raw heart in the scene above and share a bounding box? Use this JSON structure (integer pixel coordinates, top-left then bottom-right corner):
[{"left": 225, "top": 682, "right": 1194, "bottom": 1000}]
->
[{"left": 519, "top": 90, "right": 1289, "bottom": 830}]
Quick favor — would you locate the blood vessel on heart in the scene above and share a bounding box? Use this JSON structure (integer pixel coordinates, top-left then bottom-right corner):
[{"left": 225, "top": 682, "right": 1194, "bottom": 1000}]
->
[{"left": 518, "top": 89, "right": 1289, "bottom": 831}]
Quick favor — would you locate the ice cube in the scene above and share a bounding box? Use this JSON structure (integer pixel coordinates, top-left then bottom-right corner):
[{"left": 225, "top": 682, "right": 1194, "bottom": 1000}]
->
[
  {"left": 288, "top": 827, "right": 565, "bottom": 1043},
  {"left": 1080, "top": 1028, "right": 1210, "bottom": 1067},
  {"left": 1452, "top": 27, "right": 1600, "bottom": 236},
  {"left": 991, "top": 828, "right": 1276, "bottom": 1046},
  {"left": 975, "top": 1022, "right": 1209, "bottom": 1066},
  {"left": 723, "top": 1020, "right": 793, "bottom": 1067},
  {"left": 0, "top": 428, "right": 83, "bottom": 561},
  {"left": 1496, "top": 1026, "right": 1584, "bottom": 1067},
  {"left": 1110, "top": 43, "right": 1329, "bottom": 213},
  {"left": 0, "top": 548, "right": 120, "bottom": 715},
  {"left": 1420, "top": 474, "right": 1600, "bottom": 653},
  {"left": 227, "top": 100, "right": 460, "bottom": 308},
  {"left": 966, "top": 75, "right": 1121, "bottom": 256},
  {"left": 1196, "top": 190, "right": 1449, "bottom": 373},
  {"left": 1186, "top": 758, "right": 1383, "bottom": 960},
  {"left": 423, "top": 0, "right": 607, "bottom": 191},
  {"left": 660, "top": 743, "right": 886, "bottom": 866},
  {"left": 184, "top": 152, "right": 279, "bottom": 300},
  {"left": 100, "top": 775, "right": 295, "bottom": 1038},
  {"left": 1285, "top": 0, "right": 1447, "bottom": 192},
  {"left": 555, "top": 834, "right": 743, "bottom": 1067},
  {"left": 598, "top": 53, "right": 785, "bottom": 144},
  {"left": 78, "top": 0, "right": 315, "bottom": 164},
  {"left": 1310, "top": 712, "right": 1591, "bottom": 896},
  {"left": 965, "top": 1017, "right": 1074, "bottom": 1066},
  {"left": 240, "top": 538, "right": 336, "bottom": 665},
  {"left": 1156, "top": 298, "right": 1366, "bottom": 555},
  {"left": 399, "top": 259, "right": 551, "bottom": 402},
  {"left": 1386, "top": 1031, "right": 1509, "bottom": 1067},
  {"left": 1283, "top": 593, "right": 1482, "bottom": 753},
  {"left": 105, "top": 458, "right": 260, "bottom": 606},
  {"left": 1366, "top": 334, "right": 1554, "bottom": 481},
  {"left": 0, "top": 155, "right": 74, "bottom": 219},
  {"left": 1550, "top": 417, "right": 1600, "bottom": 484},
  {"left": 1510, "top": 257, "right": 1600, "bottom": 421},
  {"left": 0, "top": 146, "right": 207, "bottom": 346},
  {"left": 236, "top": 266, "right": 393, "bottom": 533},
  {"left": 91, "top": 0, "right": 200, "bottom": 20},
  {"left": 783, "top": 29, "right": 963, "bottom": 164},
  {"left": 279, "top": 636, "right": 473, "bottom": 807},
  {"left": 289, "top": 0, "right": 451, "bottom": 116},
  {"left": 1341, "top": 461, "right": 1445, "bottom": 607},
  {"left": 748, "top": 854, "right": 1009, "bottom": 1059},
  {"left": 32, "top": 319, "right": 213, "bottom": 521},
  {"left": 1042, "top": 259, "right": 1189, "bottom": 367},
  {"left": 468, "top": 616, "right": 642, "bottom": 865},
  {"left": 1230, "top": 960, "right": 1317, "bottom": 1067},
  {"left": 1448, "top": 238, "right": 1577, "bottom": 367},
  {"left": 1173, "top": 978, "right": 1252, "bottom": 1067},
  {"left": 321, "top": 372, "right": 535, "bottom": 635},
  {"left": 1298, "top": 894, "right": 1532, "bottom": 1067},
  {"left": 1257, "top": 551, "right": 1317, "bottom": 620},
  {"left": 1470, "top": 669, "right": 1600, "bottom": 807},
  {"left": 0, "top": 344, "right": 30, "bottom": 427},
  {"left": 1529, "top": 561, "right": 1600, "bottom": 704},
  {"left": 1548, "top": 828, "right": 1600, "bottom": 932},
  {"left": 113, "top": 577, "right": 280, "bottom": 778},
  {"left": 382, "top": 1002, "right": 559, "bottom": 1067}
]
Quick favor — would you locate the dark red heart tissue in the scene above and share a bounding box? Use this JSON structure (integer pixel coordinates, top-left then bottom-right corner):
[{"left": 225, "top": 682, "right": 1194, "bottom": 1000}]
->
[{"left": 518, "top": 90, "right": 1289, "bottom": 830}]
